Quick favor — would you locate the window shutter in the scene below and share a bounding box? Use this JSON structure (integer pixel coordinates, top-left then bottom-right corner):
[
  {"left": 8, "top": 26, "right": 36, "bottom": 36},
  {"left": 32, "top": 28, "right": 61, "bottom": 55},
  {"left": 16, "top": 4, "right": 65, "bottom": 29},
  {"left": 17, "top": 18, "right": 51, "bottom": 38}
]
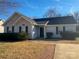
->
[
  {"left": 12, "top": 26, "right": 14, "bottom": 33},
  {"left": 26, "top": 26, "right": 28, "bottom": 33},
  {"left": 7, "top": 26, "right": 9, "bottom": 33},
  {"left": 19, "top": 26, "right": 22, "bottom": 33},
  {"left": 56, "top": 26, "right": 58, "bottom": 34},
  {"left": 63, "top": 26, "right": 65, "bottom": 32}
]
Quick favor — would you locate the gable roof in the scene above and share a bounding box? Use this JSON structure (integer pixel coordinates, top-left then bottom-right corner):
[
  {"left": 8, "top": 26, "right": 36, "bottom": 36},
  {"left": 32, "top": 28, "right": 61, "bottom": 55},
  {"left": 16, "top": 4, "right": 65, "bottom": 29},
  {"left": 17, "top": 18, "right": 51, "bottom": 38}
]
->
[
  {"left": 3, "top": 12, "right": 77, "bottom": 26},
  {"left": 3, "top": 12, "right": 37, "bottom": 26},
  {"left": 33, "top": 16, "right": 77, "bottom": 25},
  {"left": 16, "top": 12, "right": 37, "bottom": 24}
]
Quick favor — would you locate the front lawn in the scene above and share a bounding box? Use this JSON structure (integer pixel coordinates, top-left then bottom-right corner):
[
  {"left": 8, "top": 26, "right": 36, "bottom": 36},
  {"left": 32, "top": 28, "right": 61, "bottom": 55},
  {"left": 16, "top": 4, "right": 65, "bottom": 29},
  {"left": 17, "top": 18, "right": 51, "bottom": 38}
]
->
[
  {"left": 0, "top": 40, "right": 79, "bottom": 59},
  {"left": 0, "top": 41, "right": 55, "bottom": 59}
]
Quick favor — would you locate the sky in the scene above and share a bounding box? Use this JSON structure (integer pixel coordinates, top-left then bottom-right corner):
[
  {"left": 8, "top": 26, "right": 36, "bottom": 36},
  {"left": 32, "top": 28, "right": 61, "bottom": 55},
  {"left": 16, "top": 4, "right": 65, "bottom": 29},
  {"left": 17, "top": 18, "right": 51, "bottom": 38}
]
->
[{"left": 1, "top": 0, "right": 79, "bottom": 20}]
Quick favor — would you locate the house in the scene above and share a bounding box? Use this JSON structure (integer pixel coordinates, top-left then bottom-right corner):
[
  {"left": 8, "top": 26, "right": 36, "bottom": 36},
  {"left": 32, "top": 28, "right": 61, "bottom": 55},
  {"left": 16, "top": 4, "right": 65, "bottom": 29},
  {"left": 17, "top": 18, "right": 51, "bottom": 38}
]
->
[
  {"left": 0, "top": 19, "right": 4, "bottom": 33},
  {"left": 3, "top": 12, "right": 77, "bottom": 39}
]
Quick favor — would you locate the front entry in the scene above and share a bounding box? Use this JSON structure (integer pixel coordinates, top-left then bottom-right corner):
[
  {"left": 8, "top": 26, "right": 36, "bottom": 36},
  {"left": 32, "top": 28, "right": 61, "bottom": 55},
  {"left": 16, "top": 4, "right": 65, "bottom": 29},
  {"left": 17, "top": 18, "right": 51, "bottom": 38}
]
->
[{"left": 40, "top": 27, "right": 44, "bottom": 38}]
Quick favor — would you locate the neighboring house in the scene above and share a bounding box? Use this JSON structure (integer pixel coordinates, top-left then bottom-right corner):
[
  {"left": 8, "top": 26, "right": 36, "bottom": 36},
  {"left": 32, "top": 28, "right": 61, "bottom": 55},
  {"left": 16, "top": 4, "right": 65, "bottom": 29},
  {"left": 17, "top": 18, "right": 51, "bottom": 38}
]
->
[
  {"left": 3, "top": 12, "right": 77, "bottom": 39},
  {"left": 0, "top": 19, "right": 4, "bottom": 33}
]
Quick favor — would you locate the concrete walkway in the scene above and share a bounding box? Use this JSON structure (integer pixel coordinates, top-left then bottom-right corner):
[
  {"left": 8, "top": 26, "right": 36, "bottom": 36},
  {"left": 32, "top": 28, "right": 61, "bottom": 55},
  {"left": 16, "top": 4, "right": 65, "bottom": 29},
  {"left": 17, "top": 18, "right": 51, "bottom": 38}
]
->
[{"left": 54, "top": 44, "right": 79, "bottom": 59}]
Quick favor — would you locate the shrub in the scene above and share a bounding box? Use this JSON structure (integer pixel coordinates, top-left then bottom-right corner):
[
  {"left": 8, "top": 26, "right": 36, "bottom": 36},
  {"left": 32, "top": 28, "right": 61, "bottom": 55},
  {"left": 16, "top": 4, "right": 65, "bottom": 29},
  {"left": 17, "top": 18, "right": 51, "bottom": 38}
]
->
[
  {"left": 60, "top": 31, "right": 76, "bottom": 40},
  {"left": 0, "top": 32, "right": 29, "bottom": 42},
  {"left": 46, "top": 32, "right": 53, "bottom": 39},
  {"left": 18, "top": 32, "right": 29, "bottom": 40}
]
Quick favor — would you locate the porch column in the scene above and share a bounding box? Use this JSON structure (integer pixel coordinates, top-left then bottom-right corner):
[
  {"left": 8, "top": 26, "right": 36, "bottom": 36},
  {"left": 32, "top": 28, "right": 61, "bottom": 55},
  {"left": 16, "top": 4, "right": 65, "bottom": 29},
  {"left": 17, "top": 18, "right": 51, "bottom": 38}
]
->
[
  {"left": 44, "top": 26, "right": 46, "bottom": 38},
  {"left": 31, "top": 25, "right": 35, "bottom": 39}
]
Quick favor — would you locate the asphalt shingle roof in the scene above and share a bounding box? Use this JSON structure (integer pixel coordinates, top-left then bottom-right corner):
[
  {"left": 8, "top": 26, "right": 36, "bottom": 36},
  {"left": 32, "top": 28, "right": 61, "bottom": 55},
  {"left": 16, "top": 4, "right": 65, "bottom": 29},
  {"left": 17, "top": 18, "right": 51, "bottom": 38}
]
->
[{"left": 33, "top": 16, "right": 77, "bottom": 25}]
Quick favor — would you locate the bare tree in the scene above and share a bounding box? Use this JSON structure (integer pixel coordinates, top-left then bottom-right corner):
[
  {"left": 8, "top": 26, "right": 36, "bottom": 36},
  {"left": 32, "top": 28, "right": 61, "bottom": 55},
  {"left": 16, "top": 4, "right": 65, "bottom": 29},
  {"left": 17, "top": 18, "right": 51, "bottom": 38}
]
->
[
  {"left": 70, "top": 12, "right": 79, "bottom": 31},
  {"left": 0, "top": 0, "right": 22, "bottom": 15},
  {"left": 69, "top": 12, "right": 79, "bottom": 23},
  {"left": 43, "top": 8, "right": 61, "bottom": 18},
  {"left": 73, "top": 12, "right": 79, "bottom": 22}
]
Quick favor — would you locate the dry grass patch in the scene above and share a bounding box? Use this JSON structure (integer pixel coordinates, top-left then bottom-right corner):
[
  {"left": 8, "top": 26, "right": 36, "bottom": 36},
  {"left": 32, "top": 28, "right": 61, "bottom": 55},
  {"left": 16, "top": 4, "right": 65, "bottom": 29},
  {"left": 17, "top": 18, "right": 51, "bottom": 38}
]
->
[{"left": 0, "top": 41, "right": 55, "bottom": 59}]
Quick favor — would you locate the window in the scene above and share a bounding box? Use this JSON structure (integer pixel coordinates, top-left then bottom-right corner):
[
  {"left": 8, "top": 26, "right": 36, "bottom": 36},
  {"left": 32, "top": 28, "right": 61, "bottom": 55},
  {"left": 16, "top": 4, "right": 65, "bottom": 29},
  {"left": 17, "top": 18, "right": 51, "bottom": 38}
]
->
[
  {"left": 26, "top": 26, "right": 28, "bottom": 33},
  {"left": 63, "top": 26, "right": 65, "bottom": 32},
  {"left": 7, "top": 26, "right": 9, "bottom": 33},
  {"left": 19, "top": 26, "right": 22, "bottom": 32},
  {"left": 12, "top": 26, "right": 14, "bottom": 33},
  {"left": 56, "top": 26, "right": 58, "bottom": 34}
]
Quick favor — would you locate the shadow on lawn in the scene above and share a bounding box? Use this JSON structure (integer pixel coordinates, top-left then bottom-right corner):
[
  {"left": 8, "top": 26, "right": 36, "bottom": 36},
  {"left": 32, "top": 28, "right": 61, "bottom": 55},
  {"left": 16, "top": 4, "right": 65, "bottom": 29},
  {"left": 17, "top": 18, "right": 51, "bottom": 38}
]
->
[
  {"left": 0, "top": 37, "right": 77, "bottom": 42},
  {"left": 0, "top": 38, "right": 28, "bottom": 42},
  {"left": 33, "top": 38, "right": 76, "bottom": 41}
]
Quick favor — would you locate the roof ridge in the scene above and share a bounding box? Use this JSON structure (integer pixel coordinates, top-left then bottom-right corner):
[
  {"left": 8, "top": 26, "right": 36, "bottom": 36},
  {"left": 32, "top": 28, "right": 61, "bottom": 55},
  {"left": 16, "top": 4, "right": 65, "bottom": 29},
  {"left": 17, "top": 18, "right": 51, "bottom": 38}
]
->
[{"left": 33, "top": 16, "right": 73, "bottom": 20}]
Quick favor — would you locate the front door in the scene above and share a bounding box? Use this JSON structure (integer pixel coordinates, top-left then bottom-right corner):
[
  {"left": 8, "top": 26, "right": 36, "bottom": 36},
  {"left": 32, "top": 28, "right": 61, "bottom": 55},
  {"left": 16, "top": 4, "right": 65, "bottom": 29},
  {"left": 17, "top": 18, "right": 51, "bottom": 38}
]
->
[{"left": 40, "top": 27, "right": 44, "bottom": 38}]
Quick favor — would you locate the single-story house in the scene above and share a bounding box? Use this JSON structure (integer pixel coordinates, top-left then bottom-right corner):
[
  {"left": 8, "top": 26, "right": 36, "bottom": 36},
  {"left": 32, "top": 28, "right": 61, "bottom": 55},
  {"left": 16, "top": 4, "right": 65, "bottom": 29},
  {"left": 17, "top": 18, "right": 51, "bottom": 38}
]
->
[
  {"left": 0, "top": 19, "right": 4, "bottom": 33},
  {"left": 3, "top": 12, "right": 77, "bottom": 39}
]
